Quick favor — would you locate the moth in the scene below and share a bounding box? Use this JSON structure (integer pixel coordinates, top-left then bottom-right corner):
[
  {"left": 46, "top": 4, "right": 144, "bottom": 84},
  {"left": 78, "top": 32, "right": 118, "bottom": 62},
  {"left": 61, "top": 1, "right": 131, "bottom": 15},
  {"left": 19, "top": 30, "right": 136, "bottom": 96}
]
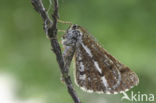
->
[{"left": 62, "top": 24, "right": 139, "bottom": 94}]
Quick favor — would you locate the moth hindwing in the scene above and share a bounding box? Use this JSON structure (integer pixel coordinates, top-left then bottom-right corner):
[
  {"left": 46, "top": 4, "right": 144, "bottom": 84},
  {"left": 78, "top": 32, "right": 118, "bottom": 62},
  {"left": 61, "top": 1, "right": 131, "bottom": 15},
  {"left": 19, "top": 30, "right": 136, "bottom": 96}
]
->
[{"left": 62, "top": 24, "right": 139, "bottom": 94}]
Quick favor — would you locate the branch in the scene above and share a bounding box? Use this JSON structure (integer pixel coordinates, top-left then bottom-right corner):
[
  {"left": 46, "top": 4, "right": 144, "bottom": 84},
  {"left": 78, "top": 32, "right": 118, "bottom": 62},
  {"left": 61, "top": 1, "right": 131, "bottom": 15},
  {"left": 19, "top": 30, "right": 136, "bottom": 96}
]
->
[{"left": 31, "top": 0, "right": 81, "bottom": 103}]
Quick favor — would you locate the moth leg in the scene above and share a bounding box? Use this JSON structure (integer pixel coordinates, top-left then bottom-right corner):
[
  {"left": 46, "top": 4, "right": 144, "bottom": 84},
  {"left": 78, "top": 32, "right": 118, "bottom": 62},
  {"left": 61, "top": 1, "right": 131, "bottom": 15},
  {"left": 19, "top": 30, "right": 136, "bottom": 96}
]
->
[
  {"left": 63, "top": 45, "right": 76, "bottom": 73},
  {"left": 60, "top": 46, "right": 76, "bottom": 83},
  {"left": 59, "top": 46, "right": 75, "bottom": 83}
]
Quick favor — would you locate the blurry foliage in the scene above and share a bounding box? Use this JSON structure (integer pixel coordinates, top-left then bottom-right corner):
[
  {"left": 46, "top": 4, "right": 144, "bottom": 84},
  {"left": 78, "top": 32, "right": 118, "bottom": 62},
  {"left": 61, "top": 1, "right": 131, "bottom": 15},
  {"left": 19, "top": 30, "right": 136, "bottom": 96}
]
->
[{"left": 0, "top": 0, "right": 156, "bottom": 103}]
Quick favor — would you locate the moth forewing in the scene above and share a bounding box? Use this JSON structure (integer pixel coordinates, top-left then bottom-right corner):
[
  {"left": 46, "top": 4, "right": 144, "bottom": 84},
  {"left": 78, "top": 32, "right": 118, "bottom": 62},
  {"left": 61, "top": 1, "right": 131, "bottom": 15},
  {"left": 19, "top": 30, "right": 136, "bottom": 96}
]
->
[{"left": 62, "top": 24, "right": 139, "bottom": 94}]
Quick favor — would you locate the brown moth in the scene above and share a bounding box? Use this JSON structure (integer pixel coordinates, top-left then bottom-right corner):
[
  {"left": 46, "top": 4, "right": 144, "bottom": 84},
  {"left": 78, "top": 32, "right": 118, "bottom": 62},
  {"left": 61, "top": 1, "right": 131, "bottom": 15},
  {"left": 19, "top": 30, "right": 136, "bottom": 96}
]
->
[{"left": 62, "top": 24, "right": 139, "bottom": 94}]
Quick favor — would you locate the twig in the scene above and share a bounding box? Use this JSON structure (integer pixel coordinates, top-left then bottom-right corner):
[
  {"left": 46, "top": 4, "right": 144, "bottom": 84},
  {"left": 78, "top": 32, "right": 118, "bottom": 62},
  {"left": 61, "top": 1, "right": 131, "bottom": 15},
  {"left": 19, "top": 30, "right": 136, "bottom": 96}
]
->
[{"left": 31, "top": 0, "right": 81, "bottom": 103}]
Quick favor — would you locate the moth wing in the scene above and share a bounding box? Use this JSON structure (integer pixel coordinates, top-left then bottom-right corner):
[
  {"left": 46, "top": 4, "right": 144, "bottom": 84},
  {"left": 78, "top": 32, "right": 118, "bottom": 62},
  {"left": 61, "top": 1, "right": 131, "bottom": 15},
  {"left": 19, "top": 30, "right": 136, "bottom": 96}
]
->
[{"left": 74, "top": 33, "right": 139, "bottom": 94}]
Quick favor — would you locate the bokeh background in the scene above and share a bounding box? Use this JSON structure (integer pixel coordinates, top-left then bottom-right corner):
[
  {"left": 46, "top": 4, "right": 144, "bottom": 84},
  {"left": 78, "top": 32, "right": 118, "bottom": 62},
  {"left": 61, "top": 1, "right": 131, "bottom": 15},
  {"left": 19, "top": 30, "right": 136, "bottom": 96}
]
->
[{"left": 0, "top": 0, "right": 156, "bottom": 103}]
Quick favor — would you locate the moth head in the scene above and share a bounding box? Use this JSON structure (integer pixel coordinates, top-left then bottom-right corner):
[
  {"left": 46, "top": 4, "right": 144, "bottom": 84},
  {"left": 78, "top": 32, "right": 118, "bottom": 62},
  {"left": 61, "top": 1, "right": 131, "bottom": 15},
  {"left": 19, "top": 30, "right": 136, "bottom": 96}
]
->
[{"left": 62, "top": 24, "right": 83, "bottom": 46}]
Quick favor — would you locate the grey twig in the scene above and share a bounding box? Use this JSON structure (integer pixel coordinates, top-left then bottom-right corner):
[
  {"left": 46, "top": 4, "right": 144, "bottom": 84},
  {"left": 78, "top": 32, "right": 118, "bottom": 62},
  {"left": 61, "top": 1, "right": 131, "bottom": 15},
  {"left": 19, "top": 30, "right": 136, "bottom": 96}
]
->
[{"left": 31, "top": 0, "right": 81, "bottom": 103}]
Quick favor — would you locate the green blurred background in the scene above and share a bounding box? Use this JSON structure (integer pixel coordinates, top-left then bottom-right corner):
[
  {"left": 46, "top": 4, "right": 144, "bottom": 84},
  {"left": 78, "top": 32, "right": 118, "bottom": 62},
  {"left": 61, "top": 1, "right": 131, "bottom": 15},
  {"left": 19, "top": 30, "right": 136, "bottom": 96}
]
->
[{"left": 0, "top": 0, "right": 156, "bottom": 103}]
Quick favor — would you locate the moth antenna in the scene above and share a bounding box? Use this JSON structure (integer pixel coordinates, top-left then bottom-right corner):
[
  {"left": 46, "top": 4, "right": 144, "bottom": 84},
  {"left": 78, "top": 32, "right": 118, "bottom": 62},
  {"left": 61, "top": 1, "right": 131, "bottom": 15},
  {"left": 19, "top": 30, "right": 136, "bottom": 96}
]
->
[
  {"left": 58, "top": 19, "right": 72, "bottom": 25},
  {"left": 58, "top": 29, "right": 66, "bottom": 33}
]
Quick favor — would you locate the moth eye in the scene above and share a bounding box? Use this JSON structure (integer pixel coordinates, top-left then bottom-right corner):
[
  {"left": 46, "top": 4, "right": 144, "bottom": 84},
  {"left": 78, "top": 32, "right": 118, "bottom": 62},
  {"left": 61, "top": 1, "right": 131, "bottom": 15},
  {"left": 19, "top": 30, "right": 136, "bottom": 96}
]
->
[{"left": 72, "top": 25, "right": 77, "bottom": 29}]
